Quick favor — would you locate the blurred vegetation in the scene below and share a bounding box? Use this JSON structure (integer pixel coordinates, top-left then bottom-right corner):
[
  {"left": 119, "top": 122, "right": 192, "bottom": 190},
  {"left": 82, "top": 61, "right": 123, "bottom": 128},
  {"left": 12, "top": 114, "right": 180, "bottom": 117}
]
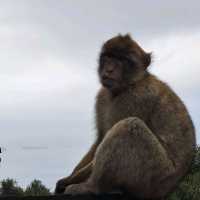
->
[
  {"left": 0, "top": 179, "right": 24, "bottom": 196},
  {"left": 0, "top": 178, "right": 51, "bottom": 196},
  {"left": 167, "top": 146, "right": 200, "bottom": 200},
  {"left": 24, "top": 180, "right": 51, "bottom": 196},
  {"left": 0, "top": 147, "right": 200, "bottom": 199}
]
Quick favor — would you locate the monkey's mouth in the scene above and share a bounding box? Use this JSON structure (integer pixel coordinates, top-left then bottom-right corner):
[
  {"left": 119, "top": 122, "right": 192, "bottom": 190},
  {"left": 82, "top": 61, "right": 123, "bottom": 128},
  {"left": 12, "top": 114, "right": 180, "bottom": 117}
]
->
[{"left": 102, "top": 77, "right": 116, "bottom": 88}]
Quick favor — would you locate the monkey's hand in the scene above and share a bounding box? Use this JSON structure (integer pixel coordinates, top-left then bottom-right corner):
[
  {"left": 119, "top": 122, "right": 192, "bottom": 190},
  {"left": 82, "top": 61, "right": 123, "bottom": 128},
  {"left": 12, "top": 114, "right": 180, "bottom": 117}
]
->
[
  {"left": 55, "top": 162, "right": 93, "bottom": 194},
  {"left": 55, "top": 176, "right": 72, "bottom": 194},
  {"left": 64, "top": 183, "right": 96, "bottom": 195}
]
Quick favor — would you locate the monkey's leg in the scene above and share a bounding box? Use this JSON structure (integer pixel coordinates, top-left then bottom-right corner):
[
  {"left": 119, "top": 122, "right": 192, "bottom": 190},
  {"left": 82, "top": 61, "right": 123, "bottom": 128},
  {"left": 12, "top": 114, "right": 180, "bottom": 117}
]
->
[
  {"left": 65, "top": 117, "right": 176, "bottom": 199},
  {"left": 71, "top": 141, "right": 99, "bottom": 174},
  {"left": 91, "top": 117, "right": 176, "bottom": 198}
]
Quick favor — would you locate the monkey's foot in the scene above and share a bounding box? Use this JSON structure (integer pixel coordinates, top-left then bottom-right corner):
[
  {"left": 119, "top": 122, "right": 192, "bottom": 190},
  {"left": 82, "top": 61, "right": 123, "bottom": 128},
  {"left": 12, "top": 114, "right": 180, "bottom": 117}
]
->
[{"left": 64, "top": 183, "right": 99, "bottom": 195}]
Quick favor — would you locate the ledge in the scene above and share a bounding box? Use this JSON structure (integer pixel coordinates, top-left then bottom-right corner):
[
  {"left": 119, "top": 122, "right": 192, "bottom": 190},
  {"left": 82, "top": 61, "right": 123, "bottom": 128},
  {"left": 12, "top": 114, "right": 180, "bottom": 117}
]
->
[{"left": 0, "top": 194, "right": 136, "bottom": 200}]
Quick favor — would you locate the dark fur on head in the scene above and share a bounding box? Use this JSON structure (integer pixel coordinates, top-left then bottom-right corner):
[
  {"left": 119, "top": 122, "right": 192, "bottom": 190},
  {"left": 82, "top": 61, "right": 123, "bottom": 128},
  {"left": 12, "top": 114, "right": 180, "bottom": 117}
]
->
[{"left": 100, "top": 34, "right": 151, "bottom": 69}]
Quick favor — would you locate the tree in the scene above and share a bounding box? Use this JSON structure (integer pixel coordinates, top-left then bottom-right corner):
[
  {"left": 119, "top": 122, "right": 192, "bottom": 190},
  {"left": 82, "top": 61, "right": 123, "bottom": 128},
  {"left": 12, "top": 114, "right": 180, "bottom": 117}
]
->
[
  {"left": 24, "top": 179, "right": 51, "bottom": 196},
  {"left": 0, "top": 178, "right": 24, "bottom": 196}
]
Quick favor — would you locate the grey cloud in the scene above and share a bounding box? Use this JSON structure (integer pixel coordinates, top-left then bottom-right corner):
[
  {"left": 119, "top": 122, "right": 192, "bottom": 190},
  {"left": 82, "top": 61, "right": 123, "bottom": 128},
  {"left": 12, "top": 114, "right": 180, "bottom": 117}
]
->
[
  {"left": 0, "top": 0, "right": 199, "bottom": 190},
  {"left": 1, "top": 0, "right": 200, "bottom": 57}
]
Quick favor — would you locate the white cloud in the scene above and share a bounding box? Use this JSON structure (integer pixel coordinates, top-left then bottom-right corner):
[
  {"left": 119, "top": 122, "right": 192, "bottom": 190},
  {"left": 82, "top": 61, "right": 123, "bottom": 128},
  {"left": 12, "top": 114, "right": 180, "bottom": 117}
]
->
[
  {"left": 0, "top": 58, "right": 97, "bottom": 117},
  {"left": 146, "top": 31, "right": 200, "bottom": 92}
]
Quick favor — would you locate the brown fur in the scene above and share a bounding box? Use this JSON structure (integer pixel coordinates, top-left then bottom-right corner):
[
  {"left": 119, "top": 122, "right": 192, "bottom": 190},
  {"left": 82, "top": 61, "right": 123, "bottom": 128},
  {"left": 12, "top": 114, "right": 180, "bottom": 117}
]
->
[
  {"left": 101, "top": 34, "right": 151, "bottom": 69},
  {"left": 55, "top": 34, "right": 196, "bottom": 199}
]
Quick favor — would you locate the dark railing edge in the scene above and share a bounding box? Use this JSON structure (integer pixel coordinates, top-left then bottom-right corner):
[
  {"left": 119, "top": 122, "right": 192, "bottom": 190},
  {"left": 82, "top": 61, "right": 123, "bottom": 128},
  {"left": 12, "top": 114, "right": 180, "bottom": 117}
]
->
[{"left": 0, "top": 194, "right": 128, "bottom": 200}]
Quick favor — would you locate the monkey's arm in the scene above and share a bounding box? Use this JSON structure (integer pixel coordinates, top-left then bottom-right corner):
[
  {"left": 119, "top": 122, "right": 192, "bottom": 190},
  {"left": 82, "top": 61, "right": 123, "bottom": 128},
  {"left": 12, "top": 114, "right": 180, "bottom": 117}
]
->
[
  {"left": 71, "top": 140, "right": 99, "bottom": 175},
  {"left": 55, "top": 141, "right": 99, "bottom": 194},
  {"left": 69, "top": 161, "right": 93, "bottom": 184},
  {"left": 55, "top": 162, "right": 93, "bottom": 194}
]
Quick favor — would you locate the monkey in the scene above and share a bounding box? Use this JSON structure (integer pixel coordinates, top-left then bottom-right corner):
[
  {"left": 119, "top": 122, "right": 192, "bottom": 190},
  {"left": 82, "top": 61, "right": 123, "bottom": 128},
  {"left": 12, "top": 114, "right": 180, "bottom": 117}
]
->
[{"left": 55, "top": 34, "right": 196, "bottom": 199}]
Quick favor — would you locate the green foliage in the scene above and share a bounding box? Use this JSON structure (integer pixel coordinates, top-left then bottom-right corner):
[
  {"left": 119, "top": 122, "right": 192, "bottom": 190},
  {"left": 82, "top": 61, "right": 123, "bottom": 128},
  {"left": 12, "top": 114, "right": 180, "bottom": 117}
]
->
[
  {"left": 0, "top": 179, "right": 51, "bottom": 196},
  {"left": 24, "top": 179, "right": 51, "bottom": 196},
  {"left": 0, "top": 178, "right": 24, "bottom": 196},
  {"left": 167, "top": 146, "right": 200, "bottom": 200}
]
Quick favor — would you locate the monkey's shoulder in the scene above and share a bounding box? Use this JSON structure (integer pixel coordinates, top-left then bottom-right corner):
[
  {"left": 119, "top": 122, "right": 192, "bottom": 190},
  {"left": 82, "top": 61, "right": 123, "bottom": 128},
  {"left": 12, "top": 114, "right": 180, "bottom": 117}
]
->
[
  {"left": 147, "top": 75, "right": 188, "bottom": 111},
  {"left": 141, "top": 74, "right": 185, "bottom": 105}
]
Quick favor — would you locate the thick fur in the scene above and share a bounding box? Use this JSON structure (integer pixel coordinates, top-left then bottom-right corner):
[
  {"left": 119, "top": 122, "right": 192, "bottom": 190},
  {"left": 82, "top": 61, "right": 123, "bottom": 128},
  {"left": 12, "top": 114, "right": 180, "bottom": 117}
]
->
[
  {"left": 55, "top": 34, "right": 196, "bottom": 199},
  {"left": 100, "top": 34, "right": 151, "bottom": 69},
  {"left": 93, "top": 74, "right": 195, "bottom": 198}
]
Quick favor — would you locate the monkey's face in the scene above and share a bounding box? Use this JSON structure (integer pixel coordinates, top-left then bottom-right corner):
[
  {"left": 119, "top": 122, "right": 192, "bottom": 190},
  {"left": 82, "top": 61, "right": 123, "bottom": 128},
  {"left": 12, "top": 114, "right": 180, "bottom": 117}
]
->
[
  {"left": 98, "top": 34, "right": 151, "bottom": 95},
  {"left": 99, "top": 55, "right": 132, "bottom": 93}
]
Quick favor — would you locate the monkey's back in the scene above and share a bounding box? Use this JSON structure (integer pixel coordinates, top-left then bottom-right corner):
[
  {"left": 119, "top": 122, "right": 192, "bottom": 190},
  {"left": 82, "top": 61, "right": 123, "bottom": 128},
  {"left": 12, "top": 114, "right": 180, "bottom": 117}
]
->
[{"left": 147, "top": 74, "right": 196, "bottom": 173}]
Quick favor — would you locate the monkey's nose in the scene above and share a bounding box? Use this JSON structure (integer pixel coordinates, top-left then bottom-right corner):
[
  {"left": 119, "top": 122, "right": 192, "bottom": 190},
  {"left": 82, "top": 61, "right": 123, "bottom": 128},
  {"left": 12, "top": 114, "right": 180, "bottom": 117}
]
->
[
  {"left": 104, "top": 72, "right": 111, "bottom": 77},
  {"left": 105, "top": 69, "right": 114, "bottom": 76},
  {"left": 107, "top": 68, "right": 114, "bottom": 73}
]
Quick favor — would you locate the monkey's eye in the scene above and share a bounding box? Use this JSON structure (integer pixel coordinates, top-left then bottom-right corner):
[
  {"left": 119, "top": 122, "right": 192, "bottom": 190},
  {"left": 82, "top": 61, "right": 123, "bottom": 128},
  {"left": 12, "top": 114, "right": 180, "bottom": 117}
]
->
[
  {"left": 108, "top": 56, "right": 123, "bottom": 66},
  {"left": 100, "top": 56, "right": 113, "bottom": 67},
  {"left": 102, "top": 56, "right": 110, "bottom": 64},
  {"left": 100, "top": 56, "right": 108, "bottom": 66}
]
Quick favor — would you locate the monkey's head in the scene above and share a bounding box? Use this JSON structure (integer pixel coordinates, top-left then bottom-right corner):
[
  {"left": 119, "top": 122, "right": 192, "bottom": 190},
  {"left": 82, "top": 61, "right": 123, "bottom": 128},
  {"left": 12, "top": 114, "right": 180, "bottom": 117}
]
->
[{"left": 98, "top": 34, "right": 151, "bottom": 95}]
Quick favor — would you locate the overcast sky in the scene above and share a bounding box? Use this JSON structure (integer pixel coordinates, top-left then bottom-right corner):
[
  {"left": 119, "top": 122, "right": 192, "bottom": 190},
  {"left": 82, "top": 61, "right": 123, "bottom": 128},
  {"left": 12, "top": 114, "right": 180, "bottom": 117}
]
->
[{"left": 0, "top": 0, "right": 200, "bottom": 191}]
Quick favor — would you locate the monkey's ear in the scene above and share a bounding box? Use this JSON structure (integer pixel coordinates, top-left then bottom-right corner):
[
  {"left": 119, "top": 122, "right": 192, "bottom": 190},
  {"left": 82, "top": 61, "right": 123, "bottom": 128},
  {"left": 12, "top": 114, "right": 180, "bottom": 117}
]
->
[{"left": 143, "top": 52, "right": 152, "bottom": 68}]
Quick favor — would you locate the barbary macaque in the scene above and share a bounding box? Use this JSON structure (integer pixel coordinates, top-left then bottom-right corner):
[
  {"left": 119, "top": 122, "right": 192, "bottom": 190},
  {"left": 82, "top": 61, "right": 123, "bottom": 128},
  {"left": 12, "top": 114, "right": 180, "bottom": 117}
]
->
[{"left": 55, "top": 34, "right": 196, "bottom": 199}]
